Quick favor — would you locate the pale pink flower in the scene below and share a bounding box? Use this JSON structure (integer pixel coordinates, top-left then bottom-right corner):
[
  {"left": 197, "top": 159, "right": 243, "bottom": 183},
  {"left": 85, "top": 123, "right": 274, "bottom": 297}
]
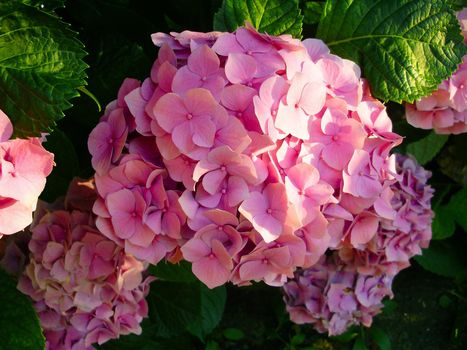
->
[
  {"left": 153, "top": 88, "right": 228, "bottom": 159},
  {"left": 309, "top": 107, "right": 367, "bottom": 170},
  {"left": 285, "top": 163, "right": 334, "bottom": 225},
  {"left": 88, "top": 109, "right": 128, "bottom": 175},
  {"left": 181, "top": 209, "right": 244, "bottom": 288},
  {"left": 239, "top": 183, "right": 295, "bottom": 243},
  {"left": 0, "top": 112, "right": 54, "bottom": 237},
  {"left": 172, "top": 45, "right": 226, "bottom": 100}
]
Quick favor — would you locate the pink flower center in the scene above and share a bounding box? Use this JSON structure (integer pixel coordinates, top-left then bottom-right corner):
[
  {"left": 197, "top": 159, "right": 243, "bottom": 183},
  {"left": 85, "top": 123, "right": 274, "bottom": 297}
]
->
[
  {"left": 221, "top": 188, "right": 227, "bottom": 194},
  {"left": 186, "top": 113, "right": 193, "bottom": 120},
  {"left": 271, "top": 109, "right": 277, "bottom": 116},
  {"left": 236, "top": 112, "right": 243, "bottom": 117},
  {"left": 294, "top": 103, "right": 300, "bottom": 109},
  {"left": 217, "top": 225, "right": 223, "bottom": 231},
  {"left": 266, "top": 208, "right": 272, "bottom": 214},
  {"left": 331, "top": 135, "right": 339, "bottom": 141},
  {"left": 201, "top": 76, "right": 207, "bottom": 82},
  {"left": 220, "top": 166, "right": 227, "bottom": 172}
]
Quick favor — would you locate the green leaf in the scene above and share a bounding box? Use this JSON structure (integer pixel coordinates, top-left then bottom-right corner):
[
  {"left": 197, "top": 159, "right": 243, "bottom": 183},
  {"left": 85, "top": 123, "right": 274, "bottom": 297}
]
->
[
  {"left": 304, "top": 2, "right": 324, "bottom": 25},
  {"left": 0, "top": 268, "right": 45, "bottom": 350},
  {"left": 186, "top": 284, "right": 226, "bottom": 340},
  {"left": 0, "top": 1, "right": 87, "bottom": 136},
  {"left": 431, "top": 206, "right": 456, "bottom": 240},
  {"left": 213, "top": 0, "right": 303, "bottom": 38},
  {"left": 447, "top": 187, "right": 467, "bottom": 232},
  {"left": 436, "top": 134, "right": 467, "bottom": 186},
  {"left": 22, "top": 0, "right": 65, "bottom": 12},
  {"left": 331, "top": 327, "right": 359, "bottom": 343},
  {"left": 415, "top": 240, "right": 467, "bottom": 279},
  {"left": 406, "top": 132, "right": 449, "bottom": 165},
  {"left": 149, "top": 261, "right": 197, "bottom": 283},
  {"left": 205, "top": 340, "right": 221, "bottom": 350},
  {"left": 352, "top": 336, "right": 368, "bottom": 350},
  {"left": 149, "top": 280, "right": 226, "bottom": 340},
  {"left": 223, "top": 328, "right": 245, "bottom": 341},
  {"left": 316, "top": 0, "right": 465, "bottom": 103},
  {"left": 369, "top": 327, "right": 391, "bottom": 350},
  {"left": 290, "top": 333, "right": 306, "bottom": 345}
]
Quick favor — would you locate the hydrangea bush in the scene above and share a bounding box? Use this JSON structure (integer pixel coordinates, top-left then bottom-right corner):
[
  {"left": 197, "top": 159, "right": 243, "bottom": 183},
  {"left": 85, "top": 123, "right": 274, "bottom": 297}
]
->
[{"left": 0, "top": 1, "right": 466, "bottom": 349}]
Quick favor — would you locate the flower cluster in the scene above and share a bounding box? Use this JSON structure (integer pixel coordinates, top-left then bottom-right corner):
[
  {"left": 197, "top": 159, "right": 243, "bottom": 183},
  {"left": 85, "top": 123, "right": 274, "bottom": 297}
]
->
[
  {"left": 405, "top": 9, "right": 467, "bottom": 134},
  {"left": 283, "top": 254, "right": 393, "bottom": 336},
  {"left": 18, "top": 179, "right": 153, "bottom": 350},
  {"left": 88, "top": 24, "right": 403, "bottom": 289},
  {"left": 0, "top": 109, "right": 54, "bottom": 238},
  {"left": 282, "top": 154, "right": 434, "bottom": 335}
]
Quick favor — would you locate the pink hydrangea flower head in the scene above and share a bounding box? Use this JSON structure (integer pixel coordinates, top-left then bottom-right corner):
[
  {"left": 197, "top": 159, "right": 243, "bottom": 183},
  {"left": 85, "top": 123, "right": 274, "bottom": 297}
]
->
[
  {"left": 0, "top": 110, "right": 54, "bottom": 238},
  {"left": 283, "top": 254, "right": 393, "bottom": 336},
  {"left": 88, "top": 24, "right": 404, "bottom": 289},
  {"left": 18, "top": 180, "right": 153, "bottom": 349}
]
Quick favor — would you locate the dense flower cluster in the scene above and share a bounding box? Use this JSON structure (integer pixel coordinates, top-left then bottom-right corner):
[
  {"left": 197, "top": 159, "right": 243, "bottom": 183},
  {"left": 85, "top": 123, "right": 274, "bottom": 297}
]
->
[
  {"left": 282, "top": 154, "right": 434, "bottom": 335},
  {"left": 88, "top": 24, "right": 404, "bottom": 289},
  {"left": 18, "top": 180, "right": 153, "bottom": 350},
  {"left": 405, "top": 9, "right": 467, "bottom": 134},
  {"left": 0, "top": 109, "right": 54, "bottom": 238}
]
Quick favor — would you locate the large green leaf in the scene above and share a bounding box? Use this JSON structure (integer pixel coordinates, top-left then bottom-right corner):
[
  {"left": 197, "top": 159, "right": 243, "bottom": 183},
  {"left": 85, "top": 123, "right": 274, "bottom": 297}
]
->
[
  {"left": 415, "top": 240, "right": 467, "bottom": 279},
  {"left": 22, "top": 0, "right": 65, "bottom": 12},
  {"left": 186, "top": 283, "right": 227, "bottom": 340},
  {"left": 432, "top": 206, "right": 456, "bottom": 240},
  {"left": 406, "top": 132, "right": 449, "bottom": 165},
  {"left": 0, "top": 268, "right": 45, "bottom": 350},
  {"left": 149, "top": 260, "right": 197, "bottom": 283},
  {"left": 303, "top": 2, "right": 324, "bottom": 25},
  {"left": 0, "top": 1, "right": 87, "bottom": 137},
  {"left": 447, "top": 187, "right": 467, "bottom": 232},
  {"left": 316, "top": 0, "right": 465, "bottom": 103},
  {"left": 213, "top": 0, "right": 303, "bottom": 38},
  {"left": 149, "top": 280, "right": 226, "bottom": 340}
]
